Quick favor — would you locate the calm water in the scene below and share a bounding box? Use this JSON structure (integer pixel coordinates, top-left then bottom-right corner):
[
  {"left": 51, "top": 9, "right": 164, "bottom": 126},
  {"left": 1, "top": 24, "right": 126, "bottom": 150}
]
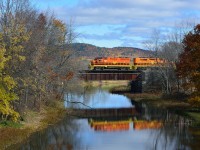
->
[{"left": 13, "top": 87, "right": 199, "bottom": 150}]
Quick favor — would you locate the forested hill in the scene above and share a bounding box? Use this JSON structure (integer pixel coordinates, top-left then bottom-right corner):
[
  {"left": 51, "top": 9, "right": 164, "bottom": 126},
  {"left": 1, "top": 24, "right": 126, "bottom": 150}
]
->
[{"left": 72, "top": 43, "right": 152, "bottom": 58}]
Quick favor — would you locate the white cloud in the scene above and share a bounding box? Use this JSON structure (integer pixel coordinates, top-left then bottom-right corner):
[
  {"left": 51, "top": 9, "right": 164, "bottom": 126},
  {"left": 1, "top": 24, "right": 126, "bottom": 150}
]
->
[{"left": 37, "top": 0, "right": 200, "bottom": 48}]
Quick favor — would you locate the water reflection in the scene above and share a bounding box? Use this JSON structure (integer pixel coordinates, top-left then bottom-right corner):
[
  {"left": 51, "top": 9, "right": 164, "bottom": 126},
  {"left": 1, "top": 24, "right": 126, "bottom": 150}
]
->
[
  {"left": 11, "top": 117, "right": 83, "bottom": 150},
  {"left": 89, "top": 119, "right": 163, "bottom": 132},
  {"left": 14, "top": 87, "right": 199, "bottom": 150},
  {"left": 139, "top": 103, "right": 193, "bottom": 150},
  {"left": 133, "top": 120, "right": 163, "bottom": 130},
  {"left": 89, "top": 119, "right": 131, "bottom": 132},
  {"left": 65, "top": 87, "right": 133, "bottom": 109}
]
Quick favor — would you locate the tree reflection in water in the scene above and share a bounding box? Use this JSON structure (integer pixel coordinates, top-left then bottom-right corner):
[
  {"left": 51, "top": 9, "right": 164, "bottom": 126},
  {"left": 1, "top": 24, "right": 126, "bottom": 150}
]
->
[
  {"left": 18, "top": 117, "right": 83, "bottom": 150},
  {"left": 141, "top": 103, "right": 193, "bottom": 150}
]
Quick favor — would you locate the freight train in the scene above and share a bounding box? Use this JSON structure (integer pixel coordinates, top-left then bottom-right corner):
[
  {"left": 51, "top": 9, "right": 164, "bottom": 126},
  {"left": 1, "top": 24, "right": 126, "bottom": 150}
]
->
[{"left": 89, "top": 57, "right": 166, "bottom": 70}]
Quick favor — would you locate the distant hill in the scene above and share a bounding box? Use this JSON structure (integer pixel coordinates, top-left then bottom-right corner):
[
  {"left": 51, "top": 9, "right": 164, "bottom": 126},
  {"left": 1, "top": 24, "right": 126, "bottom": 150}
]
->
[{"left": 72, "top": 43, "right": 152, "bottom": 59}]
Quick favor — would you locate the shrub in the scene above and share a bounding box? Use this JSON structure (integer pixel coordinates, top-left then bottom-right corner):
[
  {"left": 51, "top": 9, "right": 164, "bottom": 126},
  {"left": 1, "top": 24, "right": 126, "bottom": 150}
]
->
[{"left": 188, "top": 96, "right": 200, "bottom": 107}]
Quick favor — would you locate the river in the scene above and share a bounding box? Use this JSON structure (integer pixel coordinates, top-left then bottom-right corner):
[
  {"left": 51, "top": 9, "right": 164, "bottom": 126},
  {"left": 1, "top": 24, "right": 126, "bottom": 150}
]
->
[{"left": 14, "top": 86, "right": 199, "bottom": 150}]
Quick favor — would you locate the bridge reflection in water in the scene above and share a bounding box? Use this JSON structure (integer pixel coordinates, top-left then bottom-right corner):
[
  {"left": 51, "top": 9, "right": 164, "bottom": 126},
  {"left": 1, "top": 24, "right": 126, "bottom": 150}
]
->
[
  {"left": 70, "top": 107, "right": 140, "bottom": 118},
  {"left": 70, "top": 107, "right": 163, "bottom": 132}
]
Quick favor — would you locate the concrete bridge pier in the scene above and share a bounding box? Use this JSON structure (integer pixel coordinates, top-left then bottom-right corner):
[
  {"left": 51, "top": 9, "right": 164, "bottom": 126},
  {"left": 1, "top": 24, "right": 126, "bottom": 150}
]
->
[{"left": 130, "top": 73, "right": 143, "bottom": 93}]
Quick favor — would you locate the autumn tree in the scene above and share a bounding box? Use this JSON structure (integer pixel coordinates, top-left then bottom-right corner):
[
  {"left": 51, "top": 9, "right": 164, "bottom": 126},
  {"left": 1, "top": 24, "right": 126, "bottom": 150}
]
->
[
  {"left": 0, "top": 0, "right": 77, "bottom": 119},
  {"left": 0, "top": 32, "right": 20, "bottom": 122},
  {"left": 0, "top": 0, "right": 32, "bottom": 121},
  {"left": 45, "top": 18, "right": 76, "bottom": 100},
  {"left": 176, "top": 24, "right": 200, "bottom": 106}
]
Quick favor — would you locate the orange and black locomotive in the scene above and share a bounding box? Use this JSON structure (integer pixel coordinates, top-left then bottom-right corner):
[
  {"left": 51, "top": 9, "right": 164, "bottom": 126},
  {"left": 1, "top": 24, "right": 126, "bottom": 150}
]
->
[{"left": 89, "top": 57, "right": 166, "bottom": 70}]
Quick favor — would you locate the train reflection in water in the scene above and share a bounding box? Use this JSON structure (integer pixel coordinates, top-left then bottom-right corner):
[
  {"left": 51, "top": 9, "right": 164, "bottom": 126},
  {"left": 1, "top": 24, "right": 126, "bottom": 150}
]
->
[{"left": 89, "top": 119, "right": 163, "bottom": 132}]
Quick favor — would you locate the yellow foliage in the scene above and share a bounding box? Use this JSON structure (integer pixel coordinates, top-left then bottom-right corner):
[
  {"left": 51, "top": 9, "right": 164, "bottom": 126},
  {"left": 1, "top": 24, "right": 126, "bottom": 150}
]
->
[
  {"left": 0, "top": 34, "right": 7, "bottom": 70},
  {"left": 3, "top": 75, "right": 16, "bottom": 90},
  {"left": 188, "top": 96, "right": 200, "bottom": 107},
  {"left": 53, "top": 19, "right": 66, "bottom": 32},
  {"left": 0, "top": 30, "right": 21, "bottom": 122},
  {"left": 0, "top": 87, "right": 19, "bottom": 122}
]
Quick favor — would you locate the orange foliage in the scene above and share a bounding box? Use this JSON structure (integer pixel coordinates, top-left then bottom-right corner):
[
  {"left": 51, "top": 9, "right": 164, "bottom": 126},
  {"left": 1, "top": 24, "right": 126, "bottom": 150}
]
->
[
  {"left": 53, "top": 19, "right": 65, "bottom": 28},
  {"left": 176, "top": 24, "right": 200, "bottom": 95},
  {"left": 47, "top": 67, "right": 73, "bottom": 81},
  {"left": 37, "top": 13, "right": 46, "bottom": 30}
]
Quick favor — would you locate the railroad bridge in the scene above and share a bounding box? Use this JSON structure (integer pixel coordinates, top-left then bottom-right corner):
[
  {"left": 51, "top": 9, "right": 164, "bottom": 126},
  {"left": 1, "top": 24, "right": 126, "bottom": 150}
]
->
[{"left": 79, "top": 70, "right": 143, "bottom": 93}]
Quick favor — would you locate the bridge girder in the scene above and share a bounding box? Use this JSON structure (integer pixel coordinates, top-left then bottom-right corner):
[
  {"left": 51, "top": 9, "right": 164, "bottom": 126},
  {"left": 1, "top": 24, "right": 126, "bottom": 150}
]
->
[{"left": 79, "top": 70, "right": 141, "bottom": 81}]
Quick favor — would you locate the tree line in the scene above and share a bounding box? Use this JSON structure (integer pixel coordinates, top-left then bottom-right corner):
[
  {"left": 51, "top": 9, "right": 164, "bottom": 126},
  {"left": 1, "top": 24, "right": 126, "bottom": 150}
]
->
[
  {"left": 0, "top": 0, "right": 78, "bottom": 122},
  {"left": 144, "top": 21, "right": 200, "bottom": 107}
]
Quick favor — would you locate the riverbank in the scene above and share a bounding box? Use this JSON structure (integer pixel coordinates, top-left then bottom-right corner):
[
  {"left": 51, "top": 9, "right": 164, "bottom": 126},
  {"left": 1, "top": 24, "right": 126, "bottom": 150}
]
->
[
  {"left": 110, "top": 85, "right": 191, "bottom": 108},
  {"left": 0, "top": 102, "right": 67, "bottom": 150},
  {"left": 110, "top": 85, "right": 200, "bottom": 125},
  {"left": 0, "top": 81, "right": 128, "bottom": 149},
  {"left": 82, "top": 80, "right": 129, "bottom": 90},
  {"left": 124, "top": 92, "right": 191, "bottom": 109}
]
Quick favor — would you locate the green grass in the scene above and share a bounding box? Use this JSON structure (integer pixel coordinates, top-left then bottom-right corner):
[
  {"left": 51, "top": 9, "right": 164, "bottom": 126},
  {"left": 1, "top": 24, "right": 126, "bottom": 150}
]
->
[
  {"left": 187, "top": 112, "right": 200, "bottom": 122},
  {"left": 109, "top": 85, "right": 130, "bottom": 93},
  {"left": 82, "top": 80, "right": 129, "bottom": 91},
  {"left": 0, "top": 121, "right": 23, "bottom": 128}
]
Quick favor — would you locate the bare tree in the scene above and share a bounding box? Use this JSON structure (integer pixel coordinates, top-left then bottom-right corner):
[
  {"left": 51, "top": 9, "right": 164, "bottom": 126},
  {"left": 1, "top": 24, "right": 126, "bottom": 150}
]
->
[{"left": 143, "top": 20, "right": 195, "bottom": 94}]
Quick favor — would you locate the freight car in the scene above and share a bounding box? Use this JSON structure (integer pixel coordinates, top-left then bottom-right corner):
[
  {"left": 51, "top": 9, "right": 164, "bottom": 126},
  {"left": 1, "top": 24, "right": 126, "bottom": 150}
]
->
[{"left": 89, "top": 57, "right": 166, "bottom": 70}]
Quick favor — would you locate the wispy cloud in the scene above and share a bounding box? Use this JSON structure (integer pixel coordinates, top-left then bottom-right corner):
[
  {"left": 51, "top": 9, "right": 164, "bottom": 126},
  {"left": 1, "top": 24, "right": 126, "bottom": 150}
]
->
[{"left": 34, "top": 0, "right": 200, "bottom": 48}]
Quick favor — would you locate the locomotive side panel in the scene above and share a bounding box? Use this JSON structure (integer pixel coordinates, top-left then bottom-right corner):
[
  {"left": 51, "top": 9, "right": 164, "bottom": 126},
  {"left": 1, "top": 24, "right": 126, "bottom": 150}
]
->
[
  {"left": 89, "top": 57, "right": 166, "bottom": 70},
  {"left": 89, "top": 57, "right": 131, "bottom": 70},
  {"left": 133, "top": 57, "right": 165, "bottom": 69}
]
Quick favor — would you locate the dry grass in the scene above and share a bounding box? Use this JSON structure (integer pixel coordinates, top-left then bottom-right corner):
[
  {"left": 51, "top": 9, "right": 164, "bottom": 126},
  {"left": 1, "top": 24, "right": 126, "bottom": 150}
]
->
[
  {"left": 82, "top": 80, "right": 129, "bottom": 87},
  {"left": 124, "top": 92, "right": 191, "bottom": 109},
  {"left": 124, "top": 93, "right": 161, "bottom": 101},
  {"left": 0, "top": 127, "right": 32, "bottom": 150},
  {"left": 0, "top": 102, "right": 67, "bottom": 150},
  {"left": 187, "top": 112, "right": 200, "bottom": 125}
]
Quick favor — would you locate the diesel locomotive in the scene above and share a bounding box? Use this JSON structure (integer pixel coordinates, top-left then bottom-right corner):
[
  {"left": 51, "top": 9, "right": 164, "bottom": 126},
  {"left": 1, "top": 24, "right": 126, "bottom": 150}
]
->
[{"left": 89, "top": 57, "right": 166, "bottom": 70}]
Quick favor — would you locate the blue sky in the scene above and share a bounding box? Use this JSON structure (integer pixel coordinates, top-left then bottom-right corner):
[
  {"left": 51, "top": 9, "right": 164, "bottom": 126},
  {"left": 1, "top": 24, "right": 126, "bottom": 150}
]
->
[{"left": 32, "top": 0, "right": 200, "bottom": 49}]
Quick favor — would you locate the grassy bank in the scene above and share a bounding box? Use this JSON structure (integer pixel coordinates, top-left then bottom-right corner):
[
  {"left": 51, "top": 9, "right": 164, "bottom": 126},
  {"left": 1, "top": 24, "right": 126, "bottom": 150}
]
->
[
  {"left": 0, "top": 102, "right": 67, "bottom": 150},
  {"left": 125, "top": 92, "right": 191, "bottom": 109},
  {"left": 82, "top": 80, "right": 129, "bottom": 91},
  {"left": 82, "top": 80, "right": 129, "bottom": 86}
]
